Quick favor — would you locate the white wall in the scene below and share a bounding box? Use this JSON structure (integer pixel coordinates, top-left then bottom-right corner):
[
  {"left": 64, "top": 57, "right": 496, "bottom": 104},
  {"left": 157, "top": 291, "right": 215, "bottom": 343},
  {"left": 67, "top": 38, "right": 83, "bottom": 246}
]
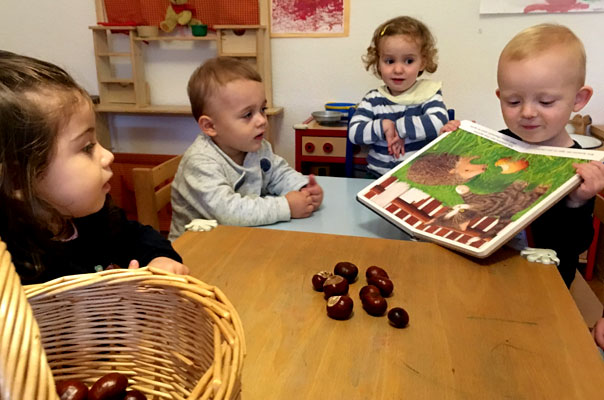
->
[{"left": 2, "top": 1, "right": 603, "bottom": 165}]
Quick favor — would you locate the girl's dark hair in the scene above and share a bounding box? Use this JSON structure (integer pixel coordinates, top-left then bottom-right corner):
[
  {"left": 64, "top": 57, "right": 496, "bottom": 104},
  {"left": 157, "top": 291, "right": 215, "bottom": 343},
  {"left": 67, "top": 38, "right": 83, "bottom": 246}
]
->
[
  {"left": 0, "top": 50, "right": 90, "bottom": 278},
  {"left": 363, "top": 16, "right": 438, "bottom": 79}
]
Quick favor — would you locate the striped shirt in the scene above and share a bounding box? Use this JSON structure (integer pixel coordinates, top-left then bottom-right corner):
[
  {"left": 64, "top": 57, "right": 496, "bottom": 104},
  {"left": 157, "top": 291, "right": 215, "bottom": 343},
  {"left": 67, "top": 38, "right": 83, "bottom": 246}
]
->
[{"left": 349, "top": 80, "right": 448, "bottom": 176}]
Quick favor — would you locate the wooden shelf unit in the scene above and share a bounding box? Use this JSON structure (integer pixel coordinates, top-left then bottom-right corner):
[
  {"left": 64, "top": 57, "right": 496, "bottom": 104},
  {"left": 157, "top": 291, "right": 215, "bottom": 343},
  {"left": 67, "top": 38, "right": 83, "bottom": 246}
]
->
[{"left": 91, "top": 0, "right": 280, "bottom": 145}]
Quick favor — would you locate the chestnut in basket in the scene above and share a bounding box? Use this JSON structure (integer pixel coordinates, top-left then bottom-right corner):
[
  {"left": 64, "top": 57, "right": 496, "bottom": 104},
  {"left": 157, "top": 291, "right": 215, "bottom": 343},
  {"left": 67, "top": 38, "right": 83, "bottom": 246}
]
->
[
  {"left": 312, "top": 271, "right": 333, "bottom": 291},
  {"left": 334, "top": 261, "right": 358, "bottom": 283},
  {"left": 323, "top": 275, "right": 349, "bottom": 298},
  {"left": 365, "top": 266, "right": 389, "bottom": 280},
  {"left": 56, "top": 380, "right": 88, "bottom": 400},
  {"left": 388, "top": 307, "right": 410, "bottom": 328},
  {"left": 124, "top": 389, "right": 148, "bottom": 400},
  {"left": 89, "top": 372, "right": 128, "bottom": 400},
  {"left": 326, "top": 295, "right": 354, "bottom": 320}
]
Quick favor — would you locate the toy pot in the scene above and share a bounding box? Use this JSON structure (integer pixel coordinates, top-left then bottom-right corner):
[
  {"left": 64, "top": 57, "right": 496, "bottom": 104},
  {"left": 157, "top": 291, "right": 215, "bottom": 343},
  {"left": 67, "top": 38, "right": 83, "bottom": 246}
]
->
[{"left": 191, "top": 24, "right": 208, "bottom": 37}]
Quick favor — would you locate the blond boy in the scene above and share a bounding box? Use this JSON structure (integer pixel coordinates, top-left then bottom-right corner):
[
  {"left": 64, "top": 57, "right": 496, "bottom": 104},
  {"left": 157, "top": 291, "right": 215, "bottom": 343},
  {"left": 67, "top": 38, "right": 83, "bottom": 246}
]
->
[
  {"left": 442, "top": 24, "right": 604, "bottom": 287},
  {"left": 169, "top": 57, "right": 323, "bottom": 239}
]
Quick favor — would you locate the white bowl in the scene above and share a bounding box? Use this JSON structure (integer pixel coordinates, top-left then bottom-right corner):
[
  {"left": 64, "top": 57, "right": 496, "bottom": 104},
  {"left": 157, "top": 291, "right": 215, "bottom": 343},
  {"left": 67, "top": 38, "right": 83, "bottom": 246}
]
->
[{"left": 570, "top": 134, "right": 602, "bottom": 149}]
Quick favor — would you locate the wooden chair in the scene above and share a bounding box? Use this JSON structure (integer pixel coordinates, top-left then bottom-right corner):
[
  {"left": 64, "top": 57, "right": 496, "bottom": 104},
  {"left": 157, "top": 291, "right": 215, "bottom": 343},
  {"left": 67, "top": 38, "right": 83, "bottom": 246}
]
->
[
  {"left": 132, "top": 155, "right": 182, "bottom": 232},
  {"left": 568, "top": 113, "right": 592, "bottom": 135},
  {"left": 585, "top": 192, "right": 604, "bottom": 280}
]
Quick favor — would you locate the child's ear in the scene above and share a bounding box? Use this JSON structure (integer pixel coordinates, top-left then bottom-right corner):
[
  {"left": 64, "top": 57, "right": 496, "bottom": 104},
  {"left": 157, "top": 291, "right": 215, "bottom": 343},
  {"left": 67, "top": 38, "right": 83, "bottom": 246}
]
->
[
  {"left": 198, "top": 115, "right": 217, "bottom": 137},
  {"left": 573, "top": 85, "right": 593, "bottom": 112},
  {"left": 495, "top": 88, "right": 501, "bottom": 99}
]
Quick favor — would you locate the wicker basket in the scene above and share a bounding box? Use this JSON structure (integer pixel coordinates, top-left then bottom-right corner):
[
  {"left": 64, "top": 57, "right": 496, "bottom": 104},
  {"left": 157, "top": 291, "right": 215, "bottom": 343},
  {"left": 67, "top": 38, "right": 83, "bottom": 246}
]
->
[{"left": 0, "top": 239, "right": 244, "bottom": 399}]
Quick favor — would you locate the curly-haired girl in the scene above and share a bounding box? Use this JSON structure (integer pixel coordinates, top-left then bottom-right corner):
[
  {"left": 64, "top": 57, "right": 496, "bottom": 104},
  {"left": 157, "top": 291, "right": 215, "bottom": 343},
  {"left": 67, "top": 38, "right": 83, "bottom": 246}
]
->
[{"left": 349, "top": 16, "right": 449, "bottom": 177}]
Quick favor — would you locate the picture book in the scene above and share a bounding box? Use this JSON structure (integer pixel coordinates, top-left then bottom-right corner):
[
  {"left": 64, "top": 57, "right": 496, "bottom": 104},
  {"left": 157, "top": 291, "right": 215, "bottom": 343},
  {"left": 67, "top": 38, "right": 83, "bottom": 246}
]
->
[{"left": 357, "top": 120, "right": 604, "bottom": 258}]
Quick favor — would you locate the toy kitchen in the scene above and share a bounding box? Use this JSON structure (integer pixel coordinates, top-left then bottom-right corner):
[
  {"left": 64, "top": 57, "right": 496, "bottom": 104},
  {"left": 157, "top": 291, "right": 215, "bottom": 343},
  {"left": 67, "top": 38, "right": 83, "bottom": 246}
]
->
[{"left": 294, "top": 103, "right": 367, "bottom": 177}]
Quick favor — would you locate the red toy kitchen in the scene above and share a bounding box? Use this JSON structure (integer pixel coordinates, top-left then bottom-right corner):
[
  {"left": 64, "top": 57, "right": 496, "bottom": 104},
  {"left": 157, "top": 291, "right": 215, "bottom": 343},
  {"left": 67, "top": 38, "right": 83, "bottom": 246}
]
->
[{"left": 294, "top": 116, "right": 367, "bottom": 176}]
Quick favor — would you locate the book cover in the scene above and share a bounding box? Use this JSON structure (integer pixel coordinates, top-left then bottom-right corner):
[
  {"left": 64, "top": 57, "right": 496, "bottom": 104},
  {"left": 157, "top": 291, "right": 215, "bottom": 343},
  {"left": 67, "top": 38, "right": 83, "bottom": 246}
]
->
[{"left": 357, "top": 120, "right": 604, "bottom": 258}]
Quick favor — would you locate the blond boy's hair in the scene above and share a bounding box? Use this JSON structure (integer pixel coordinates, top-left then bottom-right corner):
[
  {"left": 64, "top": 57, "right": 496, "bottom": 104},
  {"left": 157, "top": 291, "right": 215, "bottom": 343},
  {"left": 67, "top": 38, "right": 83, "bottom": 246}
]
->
[
  {"left": 187, "top": 57, "right": 262, "bottom": 121},
  {"left": 499, "top": 23, "right": 586, "bottom": 85}
]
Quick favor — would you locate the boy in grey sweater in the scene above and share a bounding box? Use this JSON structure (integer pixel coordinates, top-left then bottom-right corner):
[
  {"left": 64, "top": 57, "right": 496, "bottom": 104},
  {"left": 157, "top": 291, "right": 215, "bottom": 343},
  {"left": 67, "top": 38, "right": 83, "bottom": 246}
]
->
[{"left": 169, "top": 57, "right": 323, "bottom": 240}]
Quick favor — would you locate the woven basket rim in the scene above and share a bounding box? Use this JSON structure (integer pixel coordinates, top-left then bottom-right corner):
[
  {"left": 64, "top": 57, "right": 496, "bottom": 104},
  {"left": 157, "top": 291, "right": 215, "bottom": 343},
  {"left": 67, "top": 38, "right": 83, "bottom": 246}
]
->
[{"left": 0, "top": 238, "right": 245, "bottom": 400}]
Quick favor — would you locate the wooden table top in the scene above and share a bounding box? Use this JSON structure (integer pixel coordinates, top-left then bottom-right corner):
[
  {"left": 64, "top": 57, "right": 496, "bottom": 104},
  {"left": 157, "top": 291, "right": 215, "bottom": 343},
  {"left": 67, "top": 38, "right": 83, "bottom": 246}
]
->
[{"left": 174, "top": 226, "right": 604, "bottom": 399}]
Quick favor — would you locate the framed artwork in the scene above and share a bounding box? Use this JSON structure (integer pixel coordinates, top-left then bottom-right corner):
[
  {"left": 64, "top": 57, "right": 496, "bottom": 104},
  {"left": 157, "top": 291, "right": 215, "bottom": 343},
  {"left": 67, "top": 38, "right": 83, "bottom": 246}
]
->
[
  {"left": 480, "top": 0, "right": 604, "bottom": 14},
  {"left": 270, "top": 0, "right": 349, "bottom": 37}
]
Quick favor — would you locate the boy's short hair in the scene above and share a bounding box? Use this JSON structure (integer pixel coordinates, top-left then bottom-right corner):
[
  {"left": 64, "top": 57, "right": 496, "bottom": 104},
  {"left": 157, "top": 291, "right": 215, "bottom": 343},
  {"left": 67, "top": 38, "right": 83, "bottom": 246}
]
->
[
  {"left": 187, "top": 57, "right": 262, "bottom": 121},
  {"left": 499, "top": 23, "right": 586, "bottom": 85}
]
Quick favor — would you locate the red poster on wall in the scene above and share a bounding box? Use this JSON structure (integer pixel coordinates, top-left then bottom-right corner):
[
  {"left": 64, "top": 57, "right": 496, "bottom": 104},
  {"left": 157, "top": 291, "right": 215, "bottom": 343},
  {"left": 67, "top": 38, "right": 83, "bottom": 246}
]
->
[{"left": 270, "top": 0, "right": 349, "bottom": 37}]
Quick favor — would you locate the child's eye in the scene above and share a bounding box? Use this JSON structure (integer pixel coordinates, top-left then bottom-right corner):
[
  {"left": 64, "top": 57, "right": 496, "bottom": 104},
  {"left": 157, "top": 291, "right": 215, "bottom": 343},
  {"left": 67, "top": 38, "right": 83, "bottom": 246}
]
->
[
  {"left": 261, "top": 107, "right": 267, "bottom": 114},
  {"left": 83, "top": 142, "right": 96, "bottom": 154},
  {"left": 506, "top": 100, "right": 520, "bottom": 106},
  {"left": 384, "top": 58, "right": 394, "bottom": 64},
  {"left": 242, "top": 112, "right": 252, "bottom": 119},
  {"left": 404, "top": 58, "right": 415, "bottom": 65},
  {"left": 540, "top": 100, "right": 555, "bottom": 106}
]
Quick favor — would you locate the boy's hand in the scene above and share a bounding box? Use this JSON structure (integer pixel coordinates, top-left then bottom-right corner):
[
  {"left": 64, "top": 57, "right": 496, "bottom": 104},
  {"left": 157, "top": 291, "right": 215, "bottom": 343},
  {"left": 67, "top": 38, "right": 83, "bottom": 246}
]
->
[
  {"left": 593, "top": 317, "right": 604, "bottom": 349},
  {"left": 129, "top": 257, "right": 190, "bottom": 275},
  {"left": 568, "top": 161, "right": 604, "bottom": 205},
  {"left": 286, "top": 190, "right": 314, "bottom": 219},
  {"left": 300, "top": 174, "right": 324, "bottom": 210},
  {"left": 440, "top": 119, "right": 461, "bottom": 134},
  {"left": 383, "top": 119, "right": 404, "bottom": 158}
]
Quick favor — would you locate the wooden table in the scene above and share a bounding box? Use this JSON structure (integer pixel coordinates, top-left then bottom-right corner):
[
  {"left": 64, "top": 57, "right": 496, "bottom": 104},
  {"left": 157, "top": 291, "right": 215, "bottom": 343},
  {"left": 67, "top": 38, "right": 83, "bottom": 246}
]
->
[
  {"left": 262, "top": 176, "right": 410, "bottom": 240},
  {"left": 174, "top": 226, "right": 604, "bottom": 399}
]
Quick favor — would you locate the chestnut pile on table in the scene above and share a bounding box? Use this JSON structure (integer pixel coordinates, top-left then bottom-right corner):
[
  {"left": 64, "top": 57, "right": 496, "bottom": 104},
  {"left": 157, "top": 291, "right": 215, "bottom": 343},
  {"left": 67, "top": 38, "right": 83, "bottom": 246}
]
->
[
  {"left": 56, "top": 372, "right": 146, "bottom": 400},
  {"left": 311, "top": 262, "right": 409, "bottom": 328}
]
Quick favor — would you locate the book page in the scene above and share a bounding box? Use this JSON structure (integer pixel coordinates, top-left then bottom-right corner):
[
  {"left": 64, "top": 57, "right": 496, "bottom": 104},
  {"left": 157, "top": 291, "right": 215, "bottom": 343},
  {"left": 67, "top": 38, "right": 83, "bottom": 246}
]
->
[{"left": 358, "top": 121, "right": 604, "bottom": 257}]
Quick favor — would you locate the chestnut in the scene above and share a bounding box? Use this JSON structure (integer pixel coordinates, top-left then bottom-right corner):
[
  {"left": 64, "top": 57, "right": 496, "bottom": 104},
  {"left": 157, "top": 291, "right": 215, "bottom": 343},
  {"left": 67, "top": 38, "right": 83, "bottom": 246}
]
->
[
  {"left": 326, "top": 295, "right": 354, "bottom": 320},
  {"left": 361, "top": 293, "right": 388, "bottom": 316},
  {"left": 323, "top": 275, "right": 349, "bottom": 298},
  {"left": 311, "top": 271, "right": 333, "bottom": 291},
  {"left": 333, "top": 261, "right": 358, "bottom": 283},
  {"left": 359, "top": 285, "right": 380, "bottom": 300},
  {"left": 88, "top": 372, "right": 128, "bottom": 400},
  {"left": 56, "top": 380, "right": 89, "bottom": 400},
  {"left": 367, "top": 275, "right": 394, "bottom": 297},
  {"left": 388, "top": 307, "right": 409, "bottom": 328},
  {"left": 124, "top": 390, "right": 148, "bottom": 400},
  {"left": 365, "top": 265, "right": 389, "bottom": 280}
]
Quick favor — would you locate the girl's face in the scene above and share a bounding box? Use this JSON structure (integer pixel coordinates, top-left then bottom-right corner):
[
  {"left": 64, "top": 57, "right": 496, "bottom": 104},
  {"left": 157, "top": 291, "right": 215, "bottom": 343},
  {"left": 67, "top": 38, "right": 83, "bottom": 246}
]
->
[
  {"left": 378, "top": 34, "right": 425, "bottom": 96},
  {"left": 36, "top": 97, "right": 114, "bottom": 218}
]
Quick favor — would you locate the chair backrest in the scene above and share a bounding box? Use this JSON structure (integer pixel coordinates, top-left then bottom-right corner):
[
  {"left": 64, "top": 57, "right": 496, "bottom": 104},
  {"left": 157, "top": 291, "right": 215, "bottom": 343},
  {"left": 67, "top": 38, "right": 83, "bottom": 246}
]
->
[
  {"left": 132, "top": 155, "right": 182, "bottom": 231},
  {"left": 594, "top": 192, "right": 604, "bottom": 223},
  {"left": 568, "top": 114, "right": 592, "bottom": 135}
]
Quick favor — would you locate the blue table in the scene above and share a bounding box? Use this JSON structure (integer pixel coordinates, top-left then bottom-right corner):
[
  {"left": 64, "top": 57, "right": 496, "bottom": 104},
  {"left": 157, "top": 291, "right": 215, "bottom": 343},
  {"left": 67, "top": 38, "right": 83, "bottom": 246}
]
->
[{"left": 261, "top": 176, "right": 411, "bottom": 240}]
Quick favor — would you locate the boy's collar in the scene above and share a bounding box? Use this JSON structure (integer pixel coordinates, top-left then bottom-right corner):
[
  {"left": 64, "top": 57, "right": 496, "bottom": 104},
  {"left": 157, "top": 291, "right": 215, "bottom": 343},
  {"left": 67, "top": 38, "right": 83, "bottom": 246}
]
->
[{"left": 378, "top": 79, "right": 442, "bottom": 105}]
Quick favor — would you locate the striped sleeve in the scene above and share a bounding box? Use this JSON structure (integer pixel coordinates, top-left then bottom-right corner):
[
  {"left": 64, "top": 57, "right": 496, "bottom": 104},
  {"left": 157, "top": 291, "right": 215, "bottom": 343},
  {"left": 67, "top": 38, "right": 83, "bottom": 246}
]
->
[
  {"left": 348, "top": 92, "right": 384, "bottom": 145},
  {"left": 394, "top": 90, "right": 448, "bottom": 142}
]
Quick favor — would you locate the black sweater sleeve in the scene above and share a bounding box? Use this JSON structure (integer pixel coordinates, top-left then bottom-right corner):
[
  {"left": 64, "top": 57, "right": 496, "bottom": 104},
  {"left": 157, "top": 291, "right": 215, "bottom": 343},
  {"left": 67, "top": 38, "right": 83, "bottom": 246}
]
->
[{"left": 75, "top": 201, "right": 182, "bottom": 269}]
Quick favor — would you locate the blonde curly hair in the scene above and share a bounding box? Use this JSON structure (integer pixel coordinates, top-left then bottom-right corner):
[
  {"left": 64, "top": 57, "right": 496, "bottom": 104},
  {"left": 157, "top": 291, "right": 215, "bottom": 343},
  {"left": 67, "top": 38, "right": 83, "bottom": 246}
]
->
[{"left": 363, "top": 16, "right": 438, "bottom": 79}]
